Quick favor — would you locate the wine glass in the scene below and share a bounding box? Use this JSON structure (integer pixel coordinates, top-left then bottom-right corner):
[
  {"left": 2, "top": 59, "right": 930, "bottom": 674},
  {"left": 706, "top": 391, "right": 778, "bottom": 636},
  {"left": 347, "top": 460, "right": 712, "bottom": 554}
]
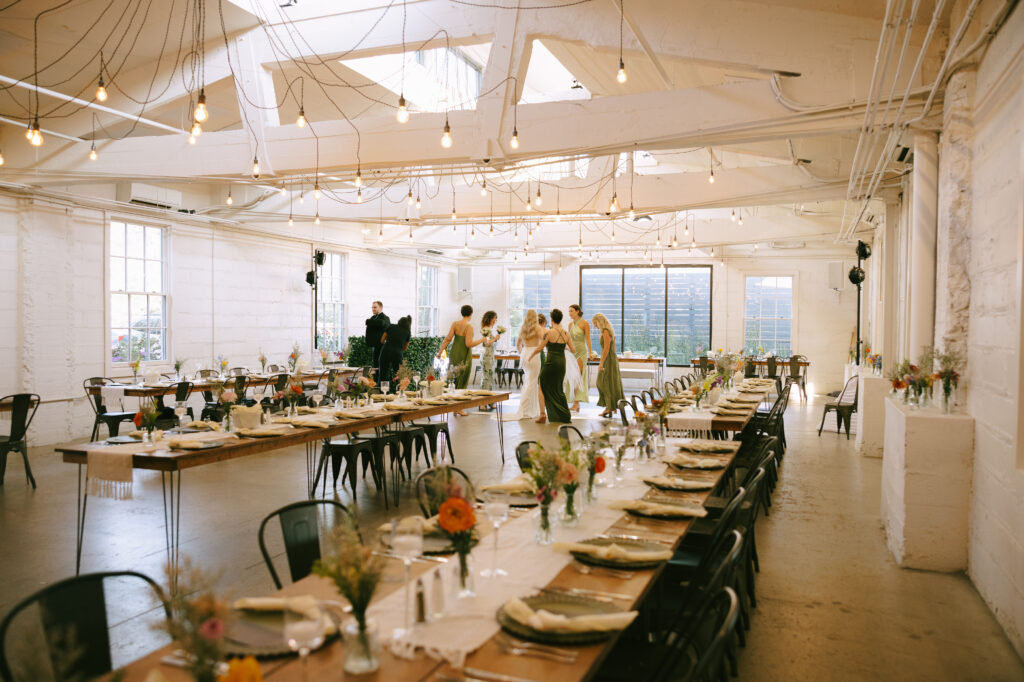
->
[
  {"left": 284, "top": 607, "right": 328, "bottom": 681},
  {"left": 480, "top": 490, "right": 509, "bottom": 579},
  {"left": 390, "top": 517, "right": 423, "bottom": 641},
  {"left": 173, "top": 401, "right": 189, "bottom": 431},
  {"left": 412, "top": 374, "right": 421, "bottom": 398},
  {"left": 381, "top": 380, "right": 390, "bottom": 395},
  {"left": 311, "top": 390, "right": 324, "bottom": 410}
]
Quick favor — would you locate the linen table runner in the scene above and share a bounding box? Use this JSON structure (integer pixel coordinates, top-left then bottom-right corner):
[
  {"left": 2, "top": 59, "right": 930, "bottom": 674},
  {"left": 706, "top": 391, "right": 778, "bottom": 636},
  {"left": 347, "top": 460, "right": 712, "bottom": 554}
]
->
[{"left": 86, "top": 442, "right": 156, "bottom": 499}]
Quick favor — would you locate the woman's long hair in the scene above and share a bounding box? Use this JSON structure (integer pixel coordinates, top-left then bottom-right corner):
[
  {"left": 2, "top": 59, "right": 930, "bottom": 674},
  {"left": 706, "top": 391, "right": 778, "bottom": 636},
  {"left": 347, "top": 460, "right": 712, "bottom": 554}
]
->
[
  {"left": 591, "top": 313, "right": 614, "bottom": 338},
  {"left": 521, "top": 309, "right": 538, "bottom": 340}
]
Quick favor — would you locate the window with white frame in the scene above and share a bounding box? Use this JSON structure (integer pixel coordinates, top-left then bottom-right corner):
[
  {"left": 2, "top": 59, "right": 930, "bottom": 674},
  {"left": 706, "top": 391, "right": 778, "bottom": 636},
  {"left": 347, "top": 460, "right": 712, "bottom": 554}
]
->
[
  {"left": 508, "top": 270, "right": 551, "bottom": 341},
  {"left": 417, "top": 265, "right": 439, "bottom": 336},
  {"left": 316, "top": 252, "right": 346, "bottom": 351},
  {"left": 110, "top": 221, "right": 167, "bottom": 364},
  {"left": 743, "top": 276, "right": 793, "bottom": 356}
]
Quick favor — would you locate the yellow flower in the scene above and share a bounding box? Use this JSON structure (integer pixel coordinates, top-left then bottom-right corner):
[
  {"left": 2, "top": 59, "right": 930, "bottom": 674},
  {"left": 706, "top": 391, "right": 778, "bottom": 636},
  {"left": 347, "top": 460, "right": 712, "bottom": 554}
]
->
[{"left": 218, "top": 656, "right": 262, "bottom": 682}]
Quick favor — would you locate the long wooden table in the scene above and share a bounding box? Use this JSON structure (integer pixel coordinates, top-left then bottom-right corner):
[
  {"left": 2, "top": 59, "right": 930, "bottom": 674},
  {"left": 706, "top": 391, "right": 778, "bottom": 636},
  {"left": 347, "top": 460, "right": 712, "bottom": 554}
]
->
[
  {"left": 110, "top": 436, "right": 740, "bottom": 681},
  {"left": 56, "top": 393, "right": 510, "bottom": 578},
  {"left": 86, "top": 369, "right": 360, "bottom": 400}
]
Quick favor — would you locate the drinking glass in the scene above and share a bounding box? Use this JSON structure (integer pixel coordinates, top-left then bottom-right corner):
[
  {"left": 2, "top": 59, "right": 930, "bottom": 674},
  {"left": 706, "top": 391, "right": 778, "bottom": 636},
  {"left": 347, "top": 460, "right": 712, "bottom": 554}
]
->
[
  {"left": 311, "top": 391, "right": 324, "bottom": 409},
  {"left": 284, "top": 607, "right": 328, "bottom": 682},
  {"left": 480, "top": 490, "right": 510, "bottom": 579},
  {"left": 173, "top": 401, "right": 189, "bottom": 431},
  {"left": 390, "top": 517, "right": 423, "bottom": 641},
  {"left": 381, "top": 381, "right": 390, "bottom": 395}
]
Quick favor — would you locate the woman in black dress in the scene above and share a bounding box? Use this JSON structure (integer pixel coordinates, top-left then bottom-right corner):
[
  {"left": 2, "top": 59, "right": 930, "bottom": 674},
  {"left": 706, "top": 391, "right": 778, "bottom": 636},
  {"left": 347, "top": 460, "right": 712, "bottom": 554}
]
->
[
  {"left": 530, "top": 308, "right": 575, "bottom": 424},
  {"left": 378, "top": 315, "right": 412, "bottom": 393}
]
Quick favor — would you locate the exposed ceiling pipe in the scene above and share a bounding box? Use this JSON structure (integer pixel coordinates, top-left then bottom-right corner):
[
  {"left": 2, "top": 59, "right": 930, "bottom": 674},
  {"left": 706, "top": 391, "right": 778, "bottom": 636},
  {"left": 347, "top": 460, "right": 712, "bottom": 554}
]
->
[
  {"left": 0, "top": 115, "right": 83, "bottom": 142},
  {"left": 0, "top": 74, "right": 186, "bottom": 136}
]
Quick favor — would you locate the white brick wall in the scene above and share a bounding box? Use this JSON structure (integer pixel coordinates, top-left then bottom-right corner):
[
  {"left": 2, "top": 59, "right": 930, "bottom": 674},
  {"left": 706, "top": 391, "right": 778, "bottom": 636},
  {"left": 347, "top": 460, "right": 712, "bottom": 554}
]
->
[{"left": 964, "top": 6, "right": 1024, "bottom": 657}]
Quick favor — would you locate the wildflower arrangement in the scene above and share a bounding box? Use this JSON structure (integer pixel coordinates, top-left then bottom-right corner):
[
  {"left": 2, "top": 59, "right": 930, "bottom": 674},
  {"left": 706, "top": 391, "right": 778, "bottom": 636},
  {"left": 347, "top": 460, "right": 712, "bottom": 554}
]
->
[
  {"left": 286, "top": 375, "right": 305, "bottom": 408},
  {"left": 343, "top": 375, "right": 376, "bottom": 398},
  {"left": 525, "top": 443, "right": 571, "bottom": 541},
  {"left": 257, "top": 349, "right": 267, "bottom": 373},
  {"left": 555, "top": 438, "right": 582, "bottom": 522},
  {"left": 583, "top": 429, "right": 609, "bottom": 501},
  {"left": 220, "top": 389, "right": 237, "bottom": 425},
  {"left": 288, "top": 342, "right": 302, "bottom": 372},
  {"left": 158, "top": 558, "right": 229, "bottom": 682},
  {"left": 444, "top": 362, "right": 467, "bottom": 386},
  {"left": 216, "top": 355, "right": 228, "bottom": 374},
  {"left": 438, "top": 492, "right": 478, "bottom": 591},
  {"left": 132, "top": 398, "right": 160, "bottom": 434},
  {"left": 934, "top": 347, "right": 961, "bottom": 401},
  {"left": 393, "top": 360, "right": 415, "bottom": 392},
  {"left": 313, "top": 521, "right": 384, "bottom": 670},
  {"left": 130, "top": 357, "right": 142, "bottom": 382},
  {"left": 174, "top": 358, "right": 186, "bottom": 376}
]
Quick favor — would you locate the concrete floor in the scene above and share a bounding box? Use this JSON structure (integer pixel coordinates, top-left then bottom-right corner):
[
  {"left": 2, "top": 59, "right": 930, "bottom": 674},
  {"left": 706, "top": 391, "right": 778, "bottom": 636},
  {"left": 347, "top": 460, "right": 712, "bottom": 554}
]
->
[{"left": 1, "top": 389, "right": 1022, "bottom": 679}]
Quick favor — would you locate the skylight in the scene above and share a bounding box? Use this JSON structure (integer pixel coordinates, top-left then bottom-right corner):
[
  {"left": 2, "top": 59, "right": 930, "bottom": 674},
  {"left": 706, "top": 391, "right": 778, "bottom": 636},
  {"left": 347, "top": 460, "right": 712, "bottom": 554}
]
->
[{"left": 519, "top": 40, "right": 591, "bottom": 104}]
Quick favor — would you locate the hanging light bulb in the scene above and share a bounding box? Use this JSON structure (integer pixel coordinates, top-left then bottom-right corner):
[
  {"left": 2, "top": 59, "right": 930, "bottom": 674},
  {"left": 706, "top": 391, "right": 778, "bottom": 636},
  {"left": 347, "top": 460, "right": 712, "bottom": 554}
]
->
[
  {"left": 510, "top": 127, "right": 519, "bottom": 149},
  {"left": 361, "top": 224, "right": 370, "bottom": 235},
  {"left": 25, "top": 121, "right": 33, "bottom": 141},
  {"left": 451, "top": 209, "right": 457, "bottom": 221},
  {"left": 515, "top": 225, "right": 520, "bottom": 242},
  {"left": 534, "top": 186, "right": 542, "bottom": 206},
  {"left": 617, "top": 60, "right": 627, "bottom": 84},
  {"left": 672, "top": 232, "right": 679, "bottom": 248},
  {"left": 555, "top": 212, "right": 561, "bottom": 223},
  {"left": 299, "top": 192, "right": 305, "bottom": 204},
  {"left": 596, "top": 251, "right": 601, "bottom": 262},
  {"left": 656, "top": 232, "right": 661, "bottom": 247},
  {"left": 356, "top": 188, "right": 363, "bottom": 203},
  {"left": 611, "top": 225, "right": 616, "bottom": 241},
  {"left": 96, "top": 76, "right": 107, "bottom": 102},
  {"left": 407, "top": 189, "right": 414, "bottom": 206},
  {"left": 314, "top": 183, "right": 321, "bottom": 200},
  {"left": 730, "top": 209, "right": 736, "bottom": 222},
  {"left": 479, "top": 179, "right": 488, "bottom": 197},
  {"left": 738, "top": 213, "right": 744, "bottom": 226},
  {"left": 441, "top": 118, "right": 452, "bottom": 148},
  {"left": 354, "top": 169, "right": 362, "bottom": 187},
  {"left": 691, "top": 237, "right": 696, "bottom": 249},
  {"left": 753, "top": 242, "right": 758, "bottom": 251},
  {"left": 525, "top": 195, "right": 532, "bottom": 211},
  {"left": 409, "top": 225, "right": 414, "bottom": 240},
  {"left": 315, "top": 212, "right": 321, "bottom": 225},
  {"left": 609, "top": 192, "right": 619, "bottom": 213},
  {"left": 396, "top": 94, "right": 409, "bottom": 123},
  {"left": 629, "top": 204, "right": 635, "bottom": 219},
  {"left": 194, "top": 90, "right": 208, "bottom": 123},
  {"left": 279, "top": 185, "right": 287, "bottom": 196},
  {"left": 89, "top": 142, "right": 97, "bottom": 161},
  {"left": 489, "top": 224, "right": 494, "bottom": 238},
  {"left": 471, "top": 226, "right": 476, "bottom": 240},
  {"left": 29, "top": 120, "right": 42, "bottom": 147},
  {"left": 296, "top": 107, "right": 306, "bottom": 127},
  {"left": 226, "top": 189, "right": 233, "bottom": 205},
  {"left": 252, "top": 156, "right": 260, "bottom": 179},
  {"left": 288, "top": 214, "right": 294, "bottom": 226},
  {"left": 190, "top": 121, "right": 202, "bottom": 138},
  {"left": 708, "top": 169, "right": 715, "bottom": 184},
  {"left": 378, "top": 225, "right": 384, "bottom": 242},
  {"left": 0, "top": 148, "right": 4, "bottom": 166},
  {"left": 415, "top": 195, "right": 421, "bottom": 209},
  {"left": 514, "top": 252, "right": 519, "bottom": 263}
]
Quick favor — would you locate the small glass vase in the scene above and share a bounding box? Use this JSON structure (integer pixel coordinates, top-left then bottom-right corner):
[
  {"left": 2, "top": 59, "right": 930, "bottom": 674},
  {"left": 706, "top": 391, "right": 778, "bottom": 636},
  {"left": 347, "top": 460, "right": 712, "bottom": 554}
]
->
[
  {"left": 942, "top": 389, "right": 953, "bottom": 414},
  {"left": 535, "top": 502, "right": 553, "bottom": 545},
  {"left": 561, "top": 486, "right": 580, "bottom": 527},
  {"left": 223, "top": 412, "right": 232, "bottom": 432},
  {"left": 143, "top": 428, "right": 154, "bottom": 444},
  {"left": 586, "top": 466, "right": 598, "bottom": 503},
  {"left": 456, "top": 551, "right": 475, "bottom": 599},
  {"left": 342, "top": 617, "right": 380, "bottom": 675}
]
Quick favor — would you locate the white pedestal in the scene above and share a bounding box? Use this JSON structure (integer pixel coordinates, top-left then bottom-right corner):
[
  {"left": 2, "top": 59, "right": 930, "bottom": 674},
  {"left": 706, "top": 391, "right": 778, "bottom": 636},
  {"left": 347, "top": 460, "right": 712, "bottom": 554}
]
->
[
  {"left": 881, "top": 398, "right": 974, "bottom": 571},
  {"left": 855, "top": 375, "right": 890, "bottom": 458},
  {"left": 843, "top": 362, "right": 860, "bottom": 386}
]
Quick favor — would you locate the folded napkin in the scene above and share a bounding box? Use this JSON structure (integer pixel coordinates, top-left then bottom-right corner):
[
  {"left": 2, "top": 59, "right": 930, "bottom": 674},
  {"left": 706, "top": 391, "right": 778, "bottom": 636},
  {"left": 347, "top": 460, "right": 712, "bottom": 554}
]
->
[
  {"left": 296, "top": 406, "right": 319, "bottom": 414},
  {"left": 235, "top": 424, "right": 293, "bottom": 438},
  {"left": 87, "top": 442, "right": 156, "bottom": 499},
  {"left": 188, "top": 421, "right": 221, "bottom": 431},
  {"left": 677, "top": 440, "right": 735, "bottom": 454},
  {"left": 553, "top": 541, "right": 672, "bottom": 563},
  {"left": 290, "top": 415, "right": 337, "bottom": 428},
  {"left": 503, "top": 597, "right": 638, "bottom": 633},
  {"left": 383, "top": 402, "right": 419, "bottom": 411},
  {"left": 233, "top": 595, "right": 336, "bottom": 635},
  {"left": 334, "top": 409, "right": 369, "bottom": 419},
  {"left": 377, "top": 515, "right": 441, "bottom": 535},
  {"left": 478, "top": 473, "right": 536, "bottom": 495},
  {"left": 711, "top": 407, "right": 750, "bottom": 416},
  {"left": 609, "top": 499, "right": 707, "bottom": 518},
  {"left": 663, "top": 454, "right": 728, "bottom": 469},
  {"left": 167, "top": 433, "right": 236, "bottom": 449},
  {"left": 642, "top": 475, "right": 714, "bottom": 491},
  {"left": 127, "top": 429, "right": 163, "bottom": 441}
]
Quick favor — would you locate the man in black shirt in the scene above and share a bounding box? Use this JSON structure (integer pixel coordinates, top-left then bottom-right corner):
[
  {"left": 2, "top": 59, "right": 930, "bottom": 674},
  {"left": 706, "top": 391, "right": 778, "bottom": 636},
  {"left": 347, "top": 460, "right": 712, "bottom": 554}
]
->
[{"left": 365, "top": 300, "right": 390, "bottom": 372}]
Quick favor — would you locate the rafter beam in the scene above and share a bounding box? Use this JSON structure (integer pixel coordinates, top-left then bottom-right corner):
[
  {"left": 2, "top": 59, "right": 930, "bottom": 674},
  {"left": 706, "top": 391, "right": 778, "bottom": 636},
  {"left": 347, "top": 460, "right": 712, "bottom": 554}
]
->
[{"left": 610, "top": 0, "right": 673, "bottom": 88}]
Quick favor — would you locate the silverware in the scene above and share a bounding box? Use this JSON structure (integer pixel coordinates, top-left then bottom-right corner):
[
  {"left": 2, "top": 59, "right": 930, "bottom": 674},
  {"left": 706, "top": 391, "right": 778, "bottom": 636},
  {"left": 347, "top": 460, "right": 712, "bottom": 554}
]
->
[
  {"left": 535, "top": 585, "right": 633, "bottom": 602},
  {"left": 494, "top": 633, "right": 578, "bottom": 659},
  {"left": 373, "top": 550, "right": 448, "bottom": 564},
  {"left": 464, "top": 667, "right": 542, "bottom": 682},
  {"left": 162, "top": 652, "right": 229, "bottom": 676},
  {"left": 494, "top": 637, "right": 576, "bottom": 663},
  {"left": 572, "top": 560, "right": 635, "bottom": 580},
  {"left": 597, "top": 533, "right": 673, "bottom": 547}
]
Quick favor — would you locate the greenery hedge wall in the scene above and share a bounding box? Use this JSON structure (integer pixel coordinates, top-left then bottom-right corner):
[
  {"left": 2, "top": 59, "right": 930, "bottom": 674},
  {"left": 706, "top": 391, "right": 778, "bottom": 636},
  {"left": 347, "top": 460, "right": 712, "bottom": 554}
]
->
[{"left": 346, "top": 335, "right": 444, "bottom": 378}]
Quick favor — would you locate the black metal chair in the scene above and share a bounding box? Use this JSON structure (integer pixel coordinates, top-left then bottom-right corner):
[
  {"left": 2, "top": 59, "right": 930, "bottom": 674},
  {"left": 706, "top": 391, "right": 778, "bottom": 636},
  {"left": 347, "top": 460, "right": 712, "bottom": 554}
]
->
[
  {"left": 617, "top": 399, "right": 637, "bottom": 427},
  {"left": 558, "top": 425, "right": 586, "bottom": 449},
  {"left": 0, "top": 394, "right": 40, "bottom": 488},
  {"left": 257, "top": 499, "right": 355, "bottom": 589},
  {"left": 698, "top": 356, "right": 710, "bottom": 376},
  {"left": 83, "top": 378, "right": 136, "bottom": 441},
  {"left": 414, "top": 466, "right": 475, "bottom": 517},
  {"left": 266, "top": 363, "right": 285, "bottom": 373},
  {"left": 155, "top": 381, "right": 194, "bottom": 430},
  {"left": 765, "top": 356, "right": 782, "bottom": 394},
  {"left": 819, "top": 375, "right": 859, "bottom": 439},
  {"left": 656, "top": 587, "right": 740, "bottom": 682},
  {"left": 784, "top": 355, "right": 808, "bottom": 400},
  {"left": 515, "top": 441, "right": 538, "bottom": 472},
  {"left": 411, "top": 418, "right": 455, "bottom": 464},
  {"left": 0, "top": 571, "right": 169, "bottom": 682},
  {"left": 744, "top": 359, "right": 757, "bottom": 378},
  {"left": 314, "top": 436, "right": 388, "bottom": 507},
  {"left": 227, "top": 366, "right": 249, "bottom": 377},
  {"left": 260, "top": 373, "right": 290, "bottom": 412}
]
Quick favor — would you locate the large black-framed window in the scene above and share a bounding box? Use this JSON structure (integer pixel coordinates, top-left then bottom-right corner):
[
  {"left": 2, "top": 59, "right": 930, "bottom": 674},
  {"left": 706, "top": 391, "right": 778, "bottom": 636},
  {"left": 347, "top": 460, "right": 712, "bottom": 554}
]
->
[{"left": 580, "top": 265, "right": 712, "bottom": 366}]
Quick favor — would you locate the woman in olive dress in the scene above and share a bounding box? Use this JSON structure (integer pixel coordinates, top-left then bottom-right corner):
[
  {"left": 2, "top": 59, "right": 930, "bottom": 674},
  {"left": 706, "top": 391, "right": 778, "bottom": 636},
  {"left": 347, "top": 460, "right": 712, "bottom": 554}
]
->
[
  {"left": 566, "top": 304, "right": 592, "bottom": 412},
  {"left": 437, "top": 304, "right": 484, "bottom": 415},
  {"left": 530, "top": 308, "right": 575, "bottom": 424},
  {"left": 592, "top": 313, "right": 624, "bottom": 418}
]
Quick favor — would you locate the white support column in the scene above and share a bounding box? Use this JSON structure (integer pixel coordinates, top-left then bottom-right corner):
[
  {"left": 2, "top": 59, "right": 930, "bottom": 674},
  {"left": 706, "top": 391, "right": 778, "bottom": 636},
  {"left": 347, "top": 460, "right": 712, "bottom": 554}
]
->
[
  {"left": 908, "top": 132, "right": 938, "bottom": 357},
  {"left": 882, "top": 199, "right": 901, "bottom": 375}
]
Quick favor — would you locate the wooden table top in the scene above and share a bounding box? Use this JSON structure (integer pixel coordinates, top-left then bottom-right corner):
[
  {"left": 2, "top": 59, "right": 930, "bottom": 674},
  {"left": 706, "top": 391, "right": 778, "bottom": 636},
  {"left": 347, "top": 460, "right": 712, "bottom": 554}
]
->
[
  {"left": 57, "top": 393, "right": 510, "bottom": 471},
  {"left": 107, "top": 437, "right": 739, "bottom": 682},
  {"left": 690, "top": 358, "right": 810, "bottom": 367},
  {"left": 664, "top": 387, "right": 772, "bottom": 432},
  {"left": 85, "top": 369, "right": 363, "bottom": 399}
]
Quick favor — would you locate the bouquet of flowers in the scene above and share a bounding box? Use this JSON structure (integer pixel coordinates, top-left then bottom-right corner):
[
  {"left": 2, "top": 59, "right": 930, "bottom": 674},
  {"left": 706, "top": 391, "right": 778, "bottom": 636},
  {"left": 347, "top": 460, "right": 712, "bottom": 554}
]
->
[
  {"left": 393, "top": 360, "right": 414, "bottom": 393},
  {"left": 934, "top": 347, "right": 961, "bottom": 409},
  {"left": 343, "top": 375, "right": 376, "bottom": 399},
  {"left": 130, "top": 356, "right": 142, "bottom": 382},
  {"left": 314, "top": 521, "right": 384, "bottom": 674},
  {"left": 437, "top": 489, "right": 478, "bottom": 595},
  {"left": 583, "top": 430, "right": 609, "bottom": 502},
  {"left": 444, "top": 362, "right": 466, "bottom": 387},
  {"left": 174, "top": 357, "right": 186, "bottom": 377},
  {"left": 555, "top": 439, "right": 582, "bottom": 524},
  {"left": 525, "top": 443, "right": 569, "bottom": 543},
  {"left": 220, "top": 389, "right": 237, "bottom": 427},
  {"left": 496, "top": 326, "right": 507, "bottom": 335},
  {"left": 216, "top": 355, "right": 228, "bottom": 374},
  {"left": 286, "top": 375, "right": 305, "bottom": 409},
  {"left": 288, "top": 342, "right": 302, "bottom": 372},
  {"left": 158, "top": 558, "right": 229, "bottom": 682},
  {"left": 319, "top": 348, "right": 328, "bottom": 365},
  {"left": 257, "top": 349, "right": 267, "bottom": 373},
  {"left": 133, "top": 397, "right": 160, "bottom": 436}
]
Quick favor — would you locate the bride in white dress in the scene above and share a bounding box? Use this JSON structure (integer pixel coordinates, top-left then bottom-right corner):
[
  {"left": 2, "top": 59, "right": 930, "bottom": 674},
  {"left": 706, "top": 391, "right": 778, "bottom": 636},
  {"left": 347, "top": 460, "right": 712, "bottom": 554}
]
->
[{"left": 507, "top": 309, "right": 543, "bottom": 420}]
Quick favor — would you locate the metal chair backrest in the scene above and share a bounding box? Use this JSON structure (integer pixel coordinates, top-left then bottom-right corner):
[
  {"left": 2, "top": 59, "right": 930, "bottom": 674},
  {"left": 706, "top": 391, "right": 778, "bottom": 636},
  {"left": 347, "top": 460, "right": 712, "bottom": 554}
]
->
[
  {"left": 766, "top": 356, "right": 779, "bottom": 378},
  {"left": 744, "top": 359, "right": 756, "bottom": 378},
  {"left": 196, "top": 369, "right": 218, "bottom": 378},
  {"left": 0, "top": 571, "right": 169, "bottom": 682},
  {"left": 0, "top": 394, "right": 40, "bottom": 442},
  {"left": 515, "top": 441, "right": 538, "bottom": 472},
  {"left": 789, "top": 355, "right": 805, "bottom": 378},
  {"left": 168, "top": 381, "right": 193, "bottom": 403},
  {"left": 227, "top": 367, "right": 249, "bottom": 377},
  {"left": 257, "top": 499, "right": 353, "bottom": 589},
  {"left": 266, "top": 364, "right": 285, "bottom": 373},
  {"left": 83, "top": 377, "right": 115, "bottom": 415},
  {"left": 699, "top": 356, "right": 709, "bottom": 375},
  {"left": 838, "top": 374, "right": 858, "bottom": 406},
  {"left": 414, "top": 466, "right": 475, "bottom": 517},
  {"left": 663, "top": 588, "right": 740, "bottom": 682},
  {"left": 617, "top": 399, "right": 636, "bottom": 427},
  {"left": 231, "top": 375, "right": 249, "bottom": 403},
  {"left": 630, "top": 394, "right": 645, "bottom": 413},
  {"left": 557, "top": 425, "right": 586, "bottom": 449}
]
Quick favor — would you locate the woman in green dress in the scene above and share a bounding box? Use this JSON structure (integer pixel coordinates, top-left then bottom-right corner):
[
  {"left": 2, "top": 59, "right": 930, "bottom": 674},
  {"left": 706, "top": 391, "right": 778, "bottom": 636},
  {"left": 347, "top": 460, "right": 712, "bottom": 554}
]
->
[
  {"left": 567, "top": 304, "right": 593, "bottom": 412},
  {"left": 592, "top": 313, "right": 624, "bottom": 418},
  {"left": 437, "top": 304, "right": 484, "bottom": 415},
  {"left": 530, "top": 308, "right": 575, "bottom": 424}
]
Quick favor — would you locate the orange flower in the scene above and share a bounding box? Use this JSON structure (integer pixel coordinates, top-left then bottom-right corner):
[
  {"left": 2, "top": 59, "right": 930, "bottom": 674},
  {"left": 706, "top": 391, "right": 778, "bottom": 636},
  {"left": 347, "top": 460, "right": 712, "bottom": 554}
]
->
[
  {"left": 893, "top": 380, "right": 907, "bottom": 390},
  {"left": 438, "top": 497, "right": 475, "bottom": 534},
  {"left": 594, "top": 456, "right": 606, "bottom": 474},
  {"left": 291, "top": 384, "right": 303, "bottom": 394},
  {"left": 133, "top": 411, "right": 142, "bottom": 427}
]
